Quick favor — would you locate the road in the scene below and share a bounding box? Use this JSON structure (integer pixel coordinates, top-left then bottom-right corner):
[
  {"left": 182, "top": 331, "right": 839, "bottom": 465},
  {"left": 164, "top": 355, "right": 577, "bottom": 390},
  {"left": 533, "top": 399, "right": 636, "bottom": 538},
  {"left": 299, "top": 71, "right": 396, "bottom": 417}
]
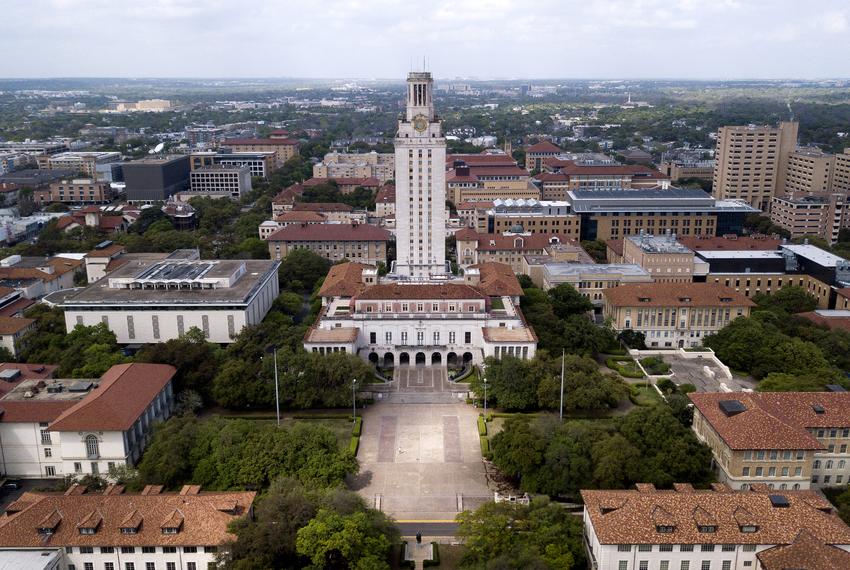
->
[{"left": 396, "top": 521, "right": 459, "bottom": 537}]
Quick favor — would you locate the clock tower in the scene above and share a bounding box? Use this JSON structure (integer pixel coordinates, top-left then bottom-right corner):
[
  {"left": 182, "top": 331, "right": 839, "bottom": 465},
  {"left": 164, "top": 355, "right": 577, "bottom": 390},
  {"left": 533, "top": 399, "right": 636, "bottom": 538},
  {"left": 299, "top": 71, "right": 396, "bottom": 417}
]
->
[{"left": 393, "top": 71, "right": 448, "bottom": 279}]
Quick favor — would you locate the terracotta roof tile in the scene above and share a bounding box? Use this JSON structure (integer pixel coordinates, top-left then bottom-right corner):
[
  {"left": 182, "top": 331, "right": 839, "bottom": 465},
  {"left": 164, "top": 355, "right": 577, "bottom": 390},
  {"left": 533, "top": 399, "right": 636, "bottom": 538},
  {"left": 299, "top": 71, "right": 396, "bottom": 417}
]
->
[
  {"left": 526, "top": 141, "right": 561, "bottom": 154},
  {"left": 464, "top": 231, "right": 573, "bottom": 252},
  {"left": 758, "top": 529, "right": 850, "bottom": 570},
  {"left": 273, "top": 211, "right": 327, "bottom": 223},
  {"left": 48, "top": 363, "right": 176, "bottom": 432},
  {"left": 687, "top": 392, "right": 850, "bottom": 450},
  {"left": 291, "top": 202, "right": 353, "bottom": 212},
  {"left": 317, "top": 262, "right": 368, "bottom": 298},
  {"left": 303, "top": 177, "right": 380, "bottom": 187},
  {"left": 582, "top": 486, "right": 850, "bottom": 545},
  {"left": 603, "top": 283, "right": 756, "bottom": 309},
  {"left": 446, "top": 154, "right": 517, "bottom": 167},
  {"left": 224, "top": 137, "right": 297, "bottom": 146},
  {"left": 85, "top": 244, "right": 125, "bottom": 258},
  {"left": 798, "top": 311, "right": 850, "bottom": 333},
  {"left": 678, "top": 235, "right": 781, "bottom": 251},
  {"left": 0, "top": 297, "right": 35, "bottom": 318},
  {"left": 0, "top": 316, "right": 34, "bottom": 334},
  {"left": 469, "top": 262, "right": 524, "bottom": 297},
  {"left": 0, "top": 490, "right": 255, "bottom": 547}
]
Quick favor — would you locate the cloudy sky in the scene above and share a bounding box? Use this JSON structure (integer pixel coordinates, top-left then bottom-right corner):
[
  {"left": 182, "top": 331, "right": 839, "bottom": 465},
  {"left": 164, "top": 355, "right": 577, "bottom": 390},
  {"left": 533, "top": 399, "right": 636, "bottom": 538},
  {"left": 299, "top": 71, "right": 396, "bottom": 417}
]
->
[{"left": 1, "top": 0, "right": 848, "bottom": 79}]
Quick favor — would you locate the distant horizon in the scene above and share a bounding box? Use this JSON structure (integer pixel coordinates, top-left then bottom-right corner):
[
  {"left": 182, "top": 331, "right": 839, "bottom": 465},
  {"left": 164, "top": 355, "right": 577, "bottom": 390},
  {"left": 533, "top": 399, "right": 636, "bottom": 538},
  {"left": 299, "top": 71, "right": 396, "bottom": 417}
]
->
[
  {"left": 1, "top": 76, "right": 849, "bottom": 83},
  {"left": 1, "top": 0, "right": 848, "bottom": 79}
]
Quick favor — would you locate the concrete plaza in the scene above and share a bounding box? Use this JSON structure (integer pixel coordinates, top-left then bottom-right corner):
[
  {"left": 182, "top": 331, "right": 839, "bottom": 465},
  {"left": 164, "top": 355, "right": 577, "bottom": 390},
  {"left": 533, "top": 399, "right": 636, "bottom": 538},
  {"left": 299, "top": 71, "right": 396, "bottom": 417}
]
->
[{"left": 350, "top": 366, "right": 491, "bottom": 521}]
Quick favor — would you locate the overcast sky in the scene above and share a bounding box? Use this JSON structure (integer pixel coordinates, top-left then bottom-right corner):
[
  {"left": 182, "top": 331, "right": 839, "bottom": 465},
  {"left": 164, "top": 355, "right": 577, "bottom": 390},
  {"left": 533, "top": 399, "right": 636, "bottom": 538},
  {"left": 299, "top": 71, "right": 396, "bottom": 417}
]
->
[{"left": 1, "top": 0, "right": 848, "bottom": 79}]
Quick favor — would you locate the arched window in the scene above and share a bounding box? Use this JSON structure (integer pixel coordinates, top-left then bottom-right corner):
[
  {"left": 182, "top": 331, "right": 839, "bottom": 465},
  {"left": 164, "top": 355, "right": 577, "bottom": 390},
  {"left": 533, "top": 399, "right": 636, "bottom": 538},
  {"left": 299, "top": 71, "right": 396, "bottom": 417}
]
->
[
  {"left": 85, "top": 435, "right": 100, "bottom": 458},
  {"left": 840, "top": 460, "right": 846, "bottom": 469},
  {"left": 814, "top": 460, "right": 822, "bottom": 469},
  {"left": 827, "top": 460, "right": 834, "bottom": 469},
  {"left": 793, "top": 484, "right": 800, "bottom": 490}
]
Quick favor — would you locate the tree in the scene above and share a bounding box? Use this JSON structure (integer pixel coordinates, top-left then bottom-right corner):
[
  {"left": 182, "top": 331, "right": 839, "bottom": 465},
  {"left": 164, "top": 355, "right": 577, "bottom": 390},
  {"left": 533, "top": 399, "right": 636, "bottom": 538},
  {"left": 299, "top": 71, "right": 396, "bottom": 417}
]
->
[
  {"left": 279, "top": 248, "right": 332, "bottom": 293},
  {"left": 753, "top": 286, "right": 818, "bottom": 314},
  {"left": 516, "top": 274, "right": 534, "bottom": 289},
  {"left": 580, "top": 240, "right": 608, "bottom": 263},
  {"left": 548, "top": 283, "right": 593, "bottom": 318},
  {"left": 134, "top": 328, "right": 221, "bottom": 401},
  {"left": 296, "top": 509, "right": 394, "bottom": 570},
  {"left": 617, "top": 330, "right": 647, "bottom": 349},
  {"left": 456, "top": 499, "right": 585, "bottom": 569}
]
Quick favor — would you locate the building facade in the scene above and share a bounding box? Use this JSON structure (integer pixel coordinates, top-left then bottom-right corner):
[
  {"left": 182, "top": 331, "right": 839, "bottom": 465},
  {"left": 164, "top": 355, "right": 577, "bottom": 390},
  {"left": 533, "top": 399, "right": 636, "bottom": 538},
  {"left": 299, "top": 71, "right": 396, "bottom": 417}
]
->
[
  {"left": 582, "top": 484, "right": 850, "bottom": 570},
  {"left": 0, "top": 363, "right": 175, "bottom": 478},
  {"left": 690, "top": 391, "right": 850, "bottom": 490},
  {"left": 621, "top": 232, "right": 696, "bottom": 283},
  {"left": 785, "top": 147, "right": 835, "bottom": 194},
  {"left": 190, "top": 151, "right": 276, "bottom": 179},
  {"left": 603, "top": 283, "right": 754, "bottom": 348},
  {"left": 60, "top": 257, "right": 280, "bottom": 344},
  {"left": 188, "top": 165, "right": 252, "bottom": 199},
  {"left": 313, "top": 151, "right": 395, "bottom": 183},
  {"left": 479, "top": 199, "right": 581, "bottom": 240},
  {"left": 770, "top": 193, "right": 848, "bottom": 243},
  {"left": 123, "top": 156, "right": 190, "bottom": 203},
  {"left": 36, "top": 179, "right": 115, "bottom": 206},
  {"left": 0, "top": 487, "right": 255, "bottom": 570},
  {"left": 221, "top": 138, "right": 298, "bottom": 168},
  {"left": 712, "top": 121, "right": 798, "bottom": 211},
  {"left": 37, "top": 152, "right": 121, "bottom": 180},
  {"left": 266, "top": 223, "right": 392, "bottom": 265}
]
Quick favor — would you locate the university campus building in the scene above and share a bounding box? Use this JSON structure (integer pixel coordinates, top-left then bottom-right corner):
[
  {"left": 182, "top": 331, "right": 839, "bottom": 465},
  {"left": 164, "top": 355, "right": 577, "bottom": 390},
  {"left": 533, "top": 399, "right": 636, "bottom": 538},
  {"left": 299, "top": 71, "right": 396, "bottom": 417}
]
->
[{"left": 304, "top": 72, "right": 538, "bottom": 366}]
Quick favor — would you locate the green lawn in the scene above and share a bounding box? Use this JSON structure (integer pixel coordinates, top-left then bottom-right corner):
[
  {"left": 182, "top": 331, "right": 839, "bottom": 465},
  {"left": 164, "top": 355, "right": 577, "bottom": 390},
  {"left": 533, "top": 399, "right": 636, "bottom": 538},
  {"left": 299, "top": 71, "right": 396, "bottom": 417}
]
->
[{"left": 630, "top": 385, "right": 662, "bottom": 406}]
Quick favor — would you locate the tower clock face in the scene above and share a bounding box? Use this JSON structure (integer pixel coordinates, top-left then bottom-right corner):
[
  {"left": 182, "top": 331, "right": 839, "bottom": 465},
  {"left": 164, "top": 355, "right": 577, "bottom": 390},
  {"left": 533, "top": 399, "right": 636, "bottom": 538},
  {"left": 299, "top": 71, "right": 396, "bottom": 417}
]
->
[{"left": 413, "top": 114, "right": 428, "bottom": 132}]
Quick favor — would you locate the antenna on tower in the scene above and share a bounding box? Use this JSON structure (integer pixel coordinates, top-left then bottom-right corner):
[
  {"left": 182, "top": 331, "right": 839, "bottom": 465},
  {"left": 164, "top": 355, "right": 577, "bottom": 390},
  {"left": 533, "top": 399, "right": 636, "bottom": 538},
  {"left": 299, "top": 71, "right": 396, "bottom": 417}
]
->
[{"left": 423, "top": 55, "right": 426, "bottom": 72}]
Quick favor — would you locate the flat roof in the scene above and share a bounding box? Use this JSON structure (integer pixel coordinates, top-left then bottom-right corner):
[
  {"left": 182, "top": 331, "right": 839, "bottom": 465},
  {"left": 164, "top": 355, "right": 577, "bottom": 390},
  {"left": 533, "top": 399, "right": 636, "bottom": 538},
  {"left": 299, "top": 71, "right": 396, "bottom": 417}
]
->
[
  {"left": 696, "top": 250, "right": 785, "bottom": 260},
  {"left": 62, "top": 259, "right": 279, "bottom": 307},
  {"left": 544, "top": 263, "right": 650, "bottom": 277},
  {"left": 781, "top": 244, "right": 848, "bottom": 268},
  {"left": 626, "top": 234, "right": 693, "bottom": 254}
]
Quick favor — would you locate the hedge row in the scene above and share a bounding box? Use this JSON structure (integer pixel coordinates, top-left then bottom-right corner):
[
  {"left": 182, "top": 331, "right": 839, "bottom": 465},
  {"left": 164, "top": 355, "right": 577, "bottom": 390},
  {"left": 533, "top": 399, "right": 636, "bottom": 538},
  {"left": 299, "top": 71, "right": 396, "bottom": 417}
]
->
[
  {"left": 480, "top": 435, "right": 492, "bottom": 460},
  {"left": 477, "top": 416, "right": 487, "bottom": 436},
  {"left": 605, "top": 357, "right": 645, "bottom": 379},
  {"left": 349, "top": 435, "right": 360, "bottom": 456},
  {"left": 352, "top": 416, "right": 362, "bottom": 437},
  {"left": 398, "top": 543, "right": 414, "bottom": 568}
]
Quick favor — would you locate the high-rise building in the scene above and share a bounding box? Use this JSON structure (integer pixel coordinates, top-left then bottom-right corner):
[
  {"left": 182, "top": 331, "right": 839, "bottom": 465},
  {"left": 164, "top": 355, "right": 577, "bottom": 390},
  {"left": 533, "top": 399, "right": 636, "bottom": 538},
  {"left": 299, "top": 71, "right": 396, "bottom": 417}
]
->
[
  {"left": 712, "top": 121, "right": 798, "bottom": 211},
  {"left": 833, "top": 148, "right": 850, "bottom": 194},
  {"left": 392, "top": 72, "right": 447, "bottom": 279},
  {"left": 785, "top": 147, "right": 835, "bottom": 193}
]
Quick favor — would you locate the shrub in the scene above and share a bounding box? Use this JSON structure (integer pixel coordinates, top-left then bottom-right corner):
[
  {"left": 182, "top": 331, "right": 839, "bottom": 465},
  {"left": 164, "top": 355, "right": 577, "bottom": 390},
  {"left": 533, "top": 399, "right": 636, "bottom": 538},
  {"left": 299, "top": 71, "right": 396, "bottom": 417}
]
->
[
  {"left": 679, "top": 383, "right": 697, "bottom": 394},
  {"left": 606, "top": 357, "right": 645, "bottom": 379},
  {"left": 640, "top": 357, "right": 671, "bottom": 376},
  {"left": 477, "top": 416, "right": 487, "bottom": 436},
  {"left": 480, "top": 436, "right": 492, "bottom": 460},
  {"left": 398, "top": 543, "right": 415, "bottom": 568},
  {"left": 352, "top": 417, "right": 362, "bottom": 437},
  {"left": 656, "top": 378, "right": 678, "bottom": 394},
  {"left": 349, "top": 435, "right": 360, "bottom": 456},
  {"left": 424, "top": 542, "right": 440, "bottom": 567}
]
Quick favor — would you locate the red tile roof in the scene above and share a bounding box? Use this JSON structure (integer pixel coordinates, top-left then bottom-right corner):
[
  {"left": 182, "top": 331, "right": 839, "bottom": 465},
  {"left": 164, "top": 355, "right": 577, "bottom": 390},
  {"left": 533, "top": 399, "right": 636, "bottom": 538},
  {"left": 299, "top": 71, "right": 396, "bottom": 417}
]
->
[
  {"left": 758, "top": 529, "right": 850, "bottom": 570},
  {"left": 470, "top": 262, "right": 524, "bottom": 297},
  {"left": 798, "top": 311, "right": 850, "bottom": 333},
  {"left": 526, "top": 141, "right": 561, "bottom": 154},
  {"left": 317, "top": 262, "right": 368, "bottom": 298},
  {"left": 272, "top": 184, "right": 304, "bottom": 205},
  {"left": 458, "top": 231, "right": 573, "bottom": 252},
  {"left": 85, "top": 244, "right": 126, "bottom": 258},
  {"left": 375, "top": 185, "right": 395, "bottom": 203},
  {"left": 0, "top": 490, "right": 255, "bottom": 547},
  {"left": 266, "top": 223, "right": 391, "bottom": 242},
  {"left": 603, "top": 283, "right": 756, "bottom": 309},
  {"left": 48, "top": 363, "right": 176, "bottom": 432},
  {"left": 558, "top": 163, "right": 667, "bottom": 178},
  {"left": 606, "top": 238, "right": 625, "bottom": 257},
  {"left": 0, "top": 297, "right": 35, "bottom": 318},
  {"left": 838, "top": 288, "right": 850, "bottom": 302},
  {"left": 55, "top": 217, "right": 80, "bottom": 230},
  {"left": 0, "top": 316, "right": 33, "bottom": 334},
  {"left": 456, "top": 201, "right": 494, "bottom": 210},
  {"left": 224, "top": 137, "right": 298, "bottom": 146},
  {"left": 447, "top": 154, "right": 517, "bottom": 167},
  {"left": 582, "top": 486, "right": 850, "bottom": 546},
  {"left": 0, "top": 400, "right": 77, "bottom": 424},
  {"left": 274, "top": 211, "right": 327, "bottom": 223},
  {"left": 533, "top": 172, "right": 569, "bottom": 182}
]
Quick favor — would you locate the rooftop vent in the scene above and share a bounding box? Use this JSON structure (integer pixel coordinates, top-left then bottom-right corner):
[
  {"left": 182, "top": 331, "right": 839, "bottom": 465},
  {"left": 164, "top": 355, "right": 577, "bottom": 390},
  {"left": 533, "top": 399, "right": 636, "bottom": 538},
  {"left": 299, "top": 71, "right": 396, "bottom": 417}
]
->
[
  {"left": 718, "top": 400, "right": 747, "bottom": 417},
  {"left": 68, "top": 381, "right": 94, "bottom": 393},
  {"left": 94, "top": 240, "right": 113, "bottom": 250},
  {"left": 0, "top": 369, "right": 21, "bottom": 381},
  {"left": 812, "top": 404, "right": 826, "bottom": 414},
  {"left": 769, "top": 495, "right": 790, "bottom": 508}
]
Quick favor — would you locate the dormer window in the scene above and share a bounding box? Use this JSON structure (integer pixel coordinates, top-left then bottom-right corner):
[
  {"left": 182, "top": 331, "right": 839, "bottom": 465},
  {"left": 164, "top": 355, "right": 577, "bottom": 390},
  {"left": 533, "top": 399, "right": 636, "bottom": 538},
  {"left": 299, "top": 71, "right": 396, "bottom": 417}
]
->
[
  {"left": 739, "top": 525, "right": 758, "bottom": 533},
  {"left": 719, "top": 297, "right": 733, "bottom": 302},
  {"left": 639, "top": 297, "right": 651, "bottom": 302},
  {"left": 656, "top": 525, "right": 676, "bottom": 533},
  {"left": 698, "top": 525, "right": 717, "bottom": 533},
  {"left": 162, "top": 527, "right": 179, "bottom": 535},
  {"left": 120, "top": 527, "right": 138, "bottom": 534},
  {"left": 79, "top": 527, "right": 96, "bottom": 535},
  {"left": 679, "top": 297, "right": 691, "bottom": 302}
]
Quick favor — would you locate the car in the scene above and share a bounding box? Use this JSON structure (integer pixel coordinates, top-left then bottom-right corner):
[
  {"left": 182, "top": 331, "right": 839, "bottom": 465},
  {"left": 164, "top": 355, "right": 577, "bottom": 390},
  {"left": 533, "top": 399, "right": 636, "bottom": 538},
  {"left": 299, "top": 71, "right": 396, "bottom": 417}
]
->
[{"left": 1, "top": 481, "right": 21, "bottom": 491}]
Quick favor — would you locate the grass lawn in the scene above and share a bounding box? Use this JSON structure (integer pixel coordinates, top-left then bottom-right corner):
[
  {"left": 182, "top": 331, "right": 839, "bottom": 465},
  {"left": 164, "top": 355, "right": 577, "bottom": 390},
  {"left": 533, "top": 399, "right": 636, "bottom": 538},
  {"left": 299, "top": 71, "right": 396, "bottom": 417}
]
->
[
  {"left": 630, "top": 385, "right": 662, "bottom": 406},
  {"left": 438, "top": 544, "right": 466, "bottom": 568}
]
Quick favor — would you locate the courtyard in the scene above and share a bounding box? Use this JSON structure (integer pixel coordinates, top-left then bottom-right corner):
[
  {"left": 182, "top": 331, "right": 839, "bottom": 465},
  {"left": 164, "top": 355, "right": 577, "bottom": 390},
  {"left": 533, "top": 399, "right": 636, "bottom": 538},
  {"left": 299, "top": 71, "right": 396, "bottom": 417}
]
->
[{"left": 351, "top": 366, "right": 491, "bottom": 521}]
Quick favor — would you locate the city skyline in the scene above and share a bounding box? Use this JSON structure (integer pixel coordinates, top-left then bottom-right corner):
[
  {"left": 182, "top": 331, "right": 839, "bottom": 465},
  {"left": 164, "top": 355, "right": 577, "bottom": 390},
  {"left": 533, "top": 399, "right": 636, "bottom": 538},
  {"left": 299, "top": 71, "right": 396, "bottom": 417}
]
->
[{"left": 1, "top": 0, "right": 849, "bottom": 79}]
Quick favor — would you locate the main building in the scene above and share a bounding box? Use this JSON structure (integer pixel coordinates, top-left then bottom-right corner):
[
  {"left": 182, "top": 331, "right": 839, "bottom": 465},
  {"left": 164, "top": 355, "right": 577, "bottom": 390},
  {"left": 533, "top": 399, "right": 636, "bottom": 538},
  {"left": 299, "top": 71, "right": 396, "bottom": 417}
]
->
[{"left": 304, "top": 73, "right": 537, "bottom": 366}]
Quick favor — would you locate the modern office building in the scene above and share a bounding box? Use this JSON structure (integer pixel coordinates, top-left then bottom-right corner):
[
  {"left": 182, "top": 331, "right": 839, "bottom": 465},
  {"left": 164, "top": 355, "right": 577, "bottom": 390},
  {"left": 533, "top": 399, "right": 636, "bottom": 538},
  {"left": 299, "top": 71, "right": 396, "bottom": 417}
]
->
[
  {"left": 188, "top": 165, "right": 252, "bottom": 199},
  {"left": 658, "top": 159, "right": 715, "bottom": 181},
  {"left": 0, "top": 486, "right": 255, "bottom": 570},
  {"left": 37, "top": 151, "right": 121, "bottom": 180},
  {"left": 533, "top": 263, "right": 653, "bottom": 303},
  {"left": 534, "top": 163, "right": 669, "bottom": 200},
  {"left": 582, "top": 484, "right": 850, "bottom": 570},
  {"left": 478, "top": 199, "right": 581, "bottom": 240},
  {"left": 122, "top": 156, "right": 190, "bottom": 203},
  {"left": 266, "top": 223, "right": 392, "bottom": 265},
  {"left": 833, "top": 148, "right": 850, "bottom": 194},
  {"left": 567, "top": 187, "right": 759, "bottom": 241},
  {"left": 0, "top": 363, "right": 175, "bottom": 478},
  {"left": 621, "top": 232, "right": 697, "bottom": 283},
  {"left": 0, "top": 141, "right": 66, "bottom": 155},
  {"left": 59, "top": 255, "right": 280, "bottom": 344},
  {"left": 691, "top": 391, "right": 850, "bottom": 490},
  {"left": 603, "top": 282, "right": 754, "bottom": 347},
  {"left": 185, "top": 124, "right": 224, "bottom": 147},
  {"left": 190, "top": 151, "right": 276, "bottom": 178},
  {"left": 712, "top": 121, "right": 798, "bottom": 211}
]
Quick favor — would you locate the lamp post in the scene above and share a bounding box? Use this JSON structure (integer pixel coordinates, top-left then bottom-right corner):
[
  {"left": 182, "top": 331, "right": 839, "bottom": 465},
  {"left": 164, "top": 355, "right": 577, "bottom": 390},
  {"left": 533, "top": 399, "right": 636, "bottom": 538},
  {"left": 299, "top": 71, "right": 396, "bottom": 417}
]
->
[
  {"left": 559, "top": 349, "right": 565, "bottom": 421},
  {"left": 264, "top": 346, "right": 281, "bottom": 427},
  {"left": 352, "top": 378, "right": 358, "bottom": 423},
  {"left": 483, "top": 376, "right": 488, "bottom": 414}
]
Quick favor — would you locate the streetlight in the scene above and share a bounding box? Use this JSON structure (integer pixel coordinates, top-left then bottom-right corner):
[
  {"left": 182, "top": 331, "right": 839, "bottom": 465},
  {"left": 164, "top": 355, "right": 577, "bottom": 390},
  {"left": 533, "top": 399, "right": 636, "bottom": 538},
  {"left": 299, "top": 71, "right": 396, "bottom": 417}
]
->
[
  {"left": 264, "top": 346, "right": 281, "bottom": 426},
  {"left": 559, "top": 349, "right": 565, "bottom": 421},
  {"left": 352, "top": 378, "right": 358, "bottom": 423},
  {"left": 483, "top": 376, "right": 488, "bottom": 414}
]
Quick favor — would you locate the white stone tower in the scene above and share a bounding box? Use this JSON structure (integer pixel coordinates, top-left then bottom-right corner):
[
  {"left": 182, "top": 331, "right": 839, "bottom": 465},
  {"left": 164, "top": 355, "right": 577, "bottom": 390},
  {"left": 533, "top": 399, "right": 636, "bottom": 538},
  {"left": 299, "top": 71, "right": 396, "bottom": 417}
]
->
[{"left": 392, "top": 71, "right": 447, "bottom": 279}]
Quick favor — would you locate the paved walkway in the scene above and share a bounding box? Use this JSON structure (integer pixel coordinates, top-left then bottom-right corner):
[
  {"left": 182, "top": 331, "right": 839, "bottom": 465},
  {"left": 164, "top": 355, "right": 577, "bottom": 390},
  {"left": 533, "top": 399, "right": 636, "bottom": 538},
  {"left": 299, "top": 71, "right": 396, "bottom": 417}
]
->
[{"left": 349, "top": 366, "right": 490, "bottom": 521}]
